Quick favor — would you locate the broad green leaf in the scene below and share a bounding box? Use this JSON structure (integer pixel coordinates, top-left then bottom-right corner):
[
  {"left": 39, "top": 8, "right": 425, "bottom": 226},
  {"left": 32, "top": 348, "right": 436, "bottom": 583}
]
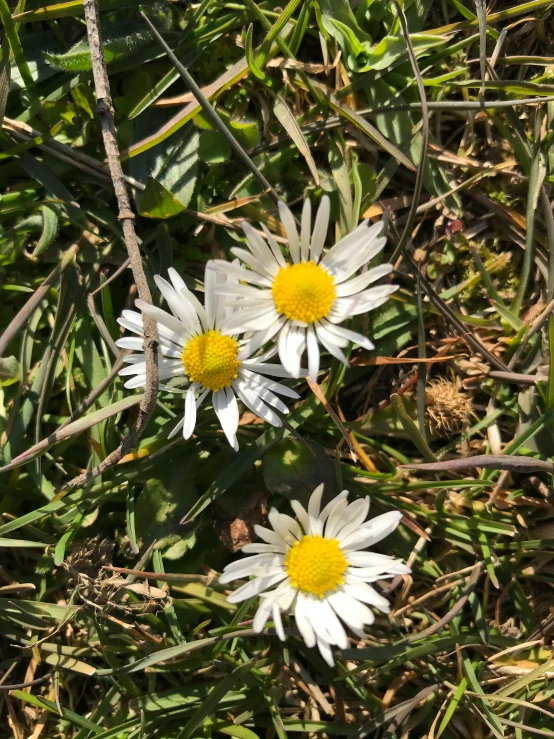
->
[
  {"left": 198, "top": 129, "right": 231, "bottom": 164},
  {"left": 361, "top": 33, "right": 446, "bottom": 71},
  {"left": 0, "top": 355, "right": 21, "bottom": 386},
  {"left": 317, "top": 0, "right": 372, "bottom": 72},
  {"left": 183, "top": 392, "right": 319, "bottom": 521},
  {"left": 137, "top": 127, "right": 199, "bottom": 218},
  {"left": 134, "top": 445, "right": 199, "bottom": 557},
  {"left": 45, "top": 31, "right": 152, "bottom": 72},
  {"left": 263, "top": 438, "right": 336, "bottom": 504}
]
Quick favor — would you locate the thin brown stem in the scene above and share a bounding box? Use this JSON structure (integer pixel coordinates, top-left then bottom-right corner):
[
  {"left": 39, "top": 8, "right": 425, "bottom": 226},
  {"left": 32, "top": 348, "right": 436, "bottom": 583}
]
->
[{"left": 56, "top": 0, "right": 159, "bottom": 497}]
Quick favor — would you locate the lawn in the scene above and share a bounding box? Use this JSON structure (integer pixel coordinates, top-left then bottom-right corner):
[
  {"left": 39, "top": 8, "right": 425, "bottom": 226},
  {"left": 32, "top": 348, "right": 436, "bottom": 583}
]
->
[{"left": 1, "top": 1, "right": 554, "bottom": 737}]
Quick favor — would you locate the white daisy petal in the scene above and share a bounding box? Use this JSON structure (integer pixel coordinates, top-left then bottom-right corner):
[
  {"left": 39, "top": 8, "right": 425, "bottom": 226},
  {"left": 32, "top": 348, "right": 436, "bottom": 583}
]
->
[
  {"left": 260, "top": 223, "right": 287, "bottom": 268},
  {"left": 284, "top": 325, "right": 306, "bottom": 379},
  {"left": 233, "top": 380, "right": 283, "bottom": 427},
  {"left": 324, "top": 497, "right": 350, "bottom": 540},
  {"left": 168, "top": 267, "right": 209, "bottom": 330},
  {"left": 321, "top": 221, "right": 384, "bottom": 274},
  {"left": 300, "top": 198, "right": 311, "bottom": 262},
  {"left": 238, "top": 372, "right": 291, "bottom": 413},
  {"left": 290, "top": 500, "right": 311, "bottom": 535},
  {"left": 343, "top": 580, "right": 391, "bottom": 613},
  {"left": 295, "top": 594, "right": 316, "bottom": 648},
  {"left": 167, "top": 416, "right": 185, "bottom": 439},
  {"left": 119, "top": 309, "right": 143, "bottom": 331},
  {"left": 268, "top": 508, "right": 302, "bottom": 543},
  {"left": 213, "top": 387, "right": 240, "bottom": 449},
  {"left": 277, "top": 320, "right": 292, "bottom": 373},
  {"left": 320, "top": 597, "right": 349, "bottom": 649},
  {"left": 135, "top": 299, "right": 190, "bottom": 339},
  {"left": 216, "top": 284, "right": 274, "bottom": 300},
  {"left": 253, "top": 598, "right": 273, "bottom": 634},
  {"left": 278, "top": 200, "right": 300, "bottom": 263},
  {"left": 346, "top": 561, "right": 410, "bottom": 580},
  {"left": 119, "top": 310, "right": 186, "bottom": 348},
  {"left": 211, "top": 259, "right": 273, "bottom": 287},
  {"left": 183, "top": 384, "right": 198, "bottom": 440},
  {"left": 317, "top": 635, "right": 335, "bottom": 667},
  {"left": 335, "top": 264, "right": 393, "bottom": 295},
  {"left": 241, "top": 542, "right": 288, "bottom": 555},
  {"left": 220, "top": 554, "right": 284, "bottom": 583},
  {"left": 222, "top": 305, "right": 280, "bottom": 334},
  {"left": 272, "top": 580, "right": 296, "bottom": 606},
  {"left": 242, "top": 222, "right": 281, "bottom": 274},
  {"left": 116, "top": 337, "right": 183, "bottom": 359},
  {"left": 333, "top": 497, "right": 370, "bottom": 542},
  {"left": 306, "top": 325, "right": 320, "bottom": 384},
  {"left": 154, "top": 275, "right": 201, "bottom": 334},
  {"left": 231, "top": 247, "right": 277, "bottom": 280},
  {"left": 254, "top": 524, "right": 285, "bottom": 546},
  {"left": 272, "top": 602, "right": 286, "bottom": 641},
  {"left": 310, "top": 195, "right": 330, "bottom": 263},
  {"left": 327, "top": 590, "right": 375, "bottom": 630},
  {"left": 239, "top": 315, "right": 287, "bottom": 358},
  {"left": 329, "top": 285, "right": 399, "bottom": 320},
  {"left": 204, "top": 260, "right": 225, "bottom": 329},
  {"left": 240, "top": 361, "right": 296, "bottom": 378},
  {"left": 318, "top": 490, "right": 349, "bottom": 529},
  {"left": 345, "top": 552, "right": 396, "bottom": 567},
  {"left": 303, "top": 597, "right": 339, "bottom": 646},
  {"left": 329, "top": 237, "right": 388, "bottom": 284},
  {"left": 308, "top": 483, "right": 324, "bottom": 523},
  {"left": 340, "top": 511, "right": 403, "bottom": 552},
  {"left": 320, "top": 320, "right": 374, "bottom": 351},
  {"left": 314, "top": 322, "right": 350, "bottom": 365},
  {"left": 226, "top": 571, "right": 288, "bottom": 603},
  {"left": 239, "top": 369, "right": 300, "bottom": 400}
]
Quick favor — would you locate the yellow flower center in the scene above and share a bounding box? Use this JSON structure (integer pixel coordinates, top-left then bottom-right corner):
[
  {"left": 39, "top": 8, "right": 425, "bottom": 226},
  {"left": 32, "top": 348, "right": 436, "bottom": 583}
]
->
[
  {"left": 272, "top": 261, "right": 336, "bottom": 324},
  {"left": 182, "top": 330, "right": 240, "bottom": 392},
  {"left": 285, "top": 534, "right": 347, "bottom": 597}
]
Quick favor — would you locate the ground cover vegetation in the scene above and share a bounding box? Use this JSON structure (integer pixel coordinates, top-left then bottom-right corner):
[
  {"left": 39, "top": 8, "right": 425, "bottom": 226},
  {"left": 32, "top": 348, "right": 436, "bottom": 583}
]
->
[{"left": 1, "top": 0, "right": 554, "bottom": 737}]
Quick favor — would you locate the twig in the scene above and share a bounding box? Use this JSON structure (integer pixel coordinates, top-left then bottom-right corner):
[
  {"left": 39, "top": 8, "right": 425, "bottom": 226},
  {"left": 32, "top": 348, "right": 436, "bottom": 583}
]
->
[
  {"left": 307, "top": 380, "right": 357, "bottom": 458},
  {"left": 407, "top": 563, "right": 483, "bottom": 641},
  {"left": 0, "top": 246, "right": 77, "bottom": 358},
  {"left": 489, "top": 370, "right": 547, "bottom": 385},
  {"left": 55, "top": 0, "right": 159, "bottom": 497},
  {"left": 399, "top": 454, "right": 554, "bottom": 474},
  {"left": 102, "top": 565, "right": 220, "bottom": 586}
]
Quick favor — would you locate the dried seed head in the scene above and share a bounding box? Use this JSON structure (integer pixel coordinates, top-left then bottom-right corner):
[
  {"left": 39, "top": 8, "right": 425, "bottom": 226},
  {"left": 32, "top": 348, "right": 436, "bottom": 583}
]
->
[{"left": 425, "top": 378, "right": 473, "bottom": 436}]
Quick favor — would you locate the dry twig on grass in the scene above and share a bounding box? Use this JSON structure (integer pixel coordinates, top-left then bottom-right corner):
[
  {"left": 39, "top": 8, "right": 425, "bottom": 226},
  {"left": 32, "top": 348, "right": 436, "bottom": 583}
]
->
[{"left": 54, "top": 0, "right": 159, "bottom": 497}]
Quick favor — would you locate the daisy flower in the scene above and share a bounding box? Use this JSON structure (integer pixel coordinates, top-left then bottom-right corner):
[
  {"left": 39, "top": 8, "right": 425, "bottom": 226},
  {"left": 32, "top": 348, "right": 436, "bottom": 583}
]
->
[
  {"left": 220, "top": 484, "right": 410, "bottom": 666},
  {"left": 115, "top": 262, "right": 300, "bottom": 450},
  {"left": 212, "top": 196, "right": 398, "bottom": 382}
]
